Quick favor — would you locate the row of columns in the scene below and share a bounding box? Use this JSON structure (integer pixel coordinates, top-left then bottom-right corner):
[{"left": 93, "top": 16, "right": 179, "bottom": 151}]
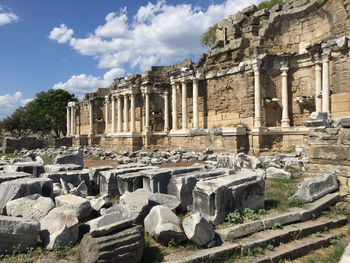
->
[
  {"left": 253, "top": 51, "right": 331, "bottom": 128},
  {"left": 171, "top": 79, "right": 199, "bottom": 131},
  {"left": 66, "top": 106, "right": 78, "bottom": 136}
]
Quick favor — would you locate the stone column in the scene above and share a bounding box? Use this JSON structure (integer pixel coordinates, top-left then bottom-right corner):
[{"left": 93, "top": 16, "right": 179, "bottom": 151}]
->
[
  {"left": 281, "top": 63, "right": 290, "bottom": 127},
  {"left": 66, "top": 107, "right": 71, "bottom": 136},
  {"left": 117, "top": 96, "right": 122, "bottom": 133},
  {"left": 71, "top": 106, "right": 75, "bottom": 135},
  {"left": 131, "top": 93, "right": 136, "bottom": 132},
  {"left": 181, "top": 81, "right": 187, "bottom": 130},
  {"left": 89, "top": 102, "right": 93, "bottom": 135},
  {"left": 193, "top": 79, "right": 199, "bottom": 129},
  {"left": 171, "top": 83, "right": 178, "bottom": 130},
  {"left": 253, "top": 63, "right": 261, "bottom": 127},
  {"left": 123, "top": 95, "right": 129, "bottom": 132},
  {"left": 315, "top": 61, "right": 322, "bottom": 112},
  {"left": 111, "top": 97, "right": 116, "bottom": 134},
  {"left": 105, "top": 97, "right": 109, "bottom": 133},
  {"left": 145, "top": 91, "right": 150, "bottom": 132},
  {"left": 322, "top": 51, "right": 330, "bottom": 115},
  {"left": 164, "top": 91, "right": 169, "bottom": 132}
]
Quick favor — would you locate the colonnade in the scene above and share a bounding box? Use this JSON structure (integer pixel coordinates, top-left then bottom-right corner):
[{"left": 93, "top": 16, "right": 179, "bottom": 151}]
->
[
  {"left": 171, "top": 79, "right": 199, "bottom": 132},
  {"left": 252, "top": 51, "right": 331, "bottom": 128},
  {"left": 66, "top": 103, "right": 79, "bottom": 136}
]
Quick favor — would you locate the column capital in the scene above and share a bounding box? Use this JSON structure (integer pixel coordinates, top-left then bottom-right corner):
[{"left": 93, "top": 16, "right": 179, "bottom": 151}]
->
[{"left": 322, "top": 49, "right": 331, "bottom": 62}]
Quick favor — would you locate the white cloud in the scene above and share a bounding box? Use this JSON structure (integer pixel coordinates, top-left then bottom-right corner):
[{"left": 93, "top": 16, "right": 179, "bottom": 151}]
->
[
  {"left": 49, "top": 24, "right": 74, "bottom": 43},
  {"left": 53, "top": 68, "right": 125, "bottom": 97},
  {"left": 50, "top": 0, "right": 259, "bottom": 74},
  {"left": 0, "top": 92, "right": 32, "bottom": 119},
  {"left": 0, "top": 5, "right": 19, "bottom": 26}
]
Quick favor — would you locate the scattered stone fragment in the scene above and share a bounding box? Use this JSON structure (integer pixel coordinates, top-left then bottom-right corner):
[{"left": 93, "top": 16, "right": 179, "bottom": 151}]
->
[
  {"left": 292, "top": 173, "right": 338, "bottom": 202},
  {"left": 144, "top": 205, "right": 185, "bottom": 245},
  {"left": 55, "top": 194, "right": 91, "bottom": 220},
  {"left": 265, "top": 167, "right": 291, "bottom": 179},
  {"left": 0, "top": 177, "right": 53, "bottom": 213},
  {"left": 79, "top": 224, "right": 144, "bottom": 263},
  {"left": 182, "top": 213, "right": 215, "bottom": 247},
  {"left": 53, "top": 148, "right": 84, "bottom": 167},
  {"left": 5, "top": 194, "right": 55, "bottom": 221},
  {"left": 40, "top": 207, "right": 78, "bottom": 250},
  {"left": 0, "top": 215, "right": 40, "bottom": 254}
]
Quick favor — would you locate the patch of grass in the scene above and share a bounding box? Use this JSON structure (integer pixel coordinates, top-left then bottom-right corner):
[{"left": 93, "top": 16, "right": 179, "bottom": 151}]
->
[
  {"left": 272, "top": 222, "right": 283, "bottom": 230},
  {"left": 109, "top": 195, "right": 120, "bottom": 204},
  {"left": 168, "top": 238, "right": 179, "bottom": 249},
  {"left": 40, "top": 155, "right": 53, "bottom": 165},
  {"left": 141, "top": 233, "right": 165, "bottom": 263},
  {"left": 303, "top": 242, "right": 346, "bottom": 263},
  {"left": 284, "top": 165, "right": 301, "bottom": 174},
  {"left": 0, "top": 247, "right": 39, "bottom": 263},
  {"left": 85, "top": 155, "right": 101, "bottom": 160},
  {"left": 258, "top": 162, "right": 274, "bottom": 170},
  {"left": 53, "top": 242, "right": 78, "bottom": 260},
  {"left": 265, "top": 178, "right": 301, "bottom": 211},
  {"left": 0, "top": 153, "right": 23, "bottom": 158}
]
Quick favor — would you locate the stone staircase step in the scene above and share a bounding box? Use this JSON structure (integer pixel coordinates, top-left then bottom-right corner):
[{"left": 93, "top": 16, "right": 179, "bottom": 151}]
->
[
  {"left": 216, "top": 192, "right": 340, "bottom": 242},
  {"left": 166, "top": 215, "right": 347, "bottom": 262},
  {"left": 254, "top": 231, "right": 346, "bottom": 263}
]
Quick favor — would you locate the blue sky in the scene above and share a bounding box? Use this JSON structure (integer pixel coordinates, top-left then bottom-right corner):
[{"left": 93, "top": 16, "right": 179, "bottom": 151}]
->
[{"left": 0, "top": 0, "right": 260, "bottom": 119}]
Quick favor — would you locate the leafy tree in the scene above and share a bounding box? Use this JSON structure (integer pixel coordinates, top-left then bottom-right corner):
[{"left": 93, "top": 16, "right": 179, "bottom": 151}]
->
[
  {"left": 258, "top": 0, "right": 283, "bottom": 10},
  {"left": 0, "top": 107, "right": 30, "bottom": 138},
  {"left": 200, "top": 23, "right": 218, "bottom": 47},
  {"left": 25, "top": 89, "right": 77, "bottom": 137}
]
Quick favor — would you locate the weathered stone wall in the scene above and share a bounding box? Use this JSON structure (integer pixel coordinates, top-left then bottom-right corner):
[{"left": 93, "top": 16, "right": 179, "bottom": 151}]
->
[
  {"left": 68, "top": 0, "right": 350, "bottom": 152},
  {"left": 2, "top": 137, "right": 72, "bottom": 153}
]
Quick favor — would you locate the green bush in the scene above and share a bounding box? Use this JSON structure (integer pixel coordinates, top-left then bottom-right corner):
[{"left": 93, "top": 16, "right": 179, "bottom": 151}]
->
[
  {"left": 258, "top": 0, "right": 283, "bottom": 10},
  {"left": 226, "top": 210, "right": 243, "bottom": 224}
]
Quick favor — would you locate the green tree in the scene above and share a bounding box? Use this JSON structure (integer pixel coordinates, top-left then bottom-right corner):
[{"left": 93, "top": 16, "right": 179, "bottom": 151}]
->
[
  {"left": 200, "top": 23, "right": 218, "bottom": 48},
  {"left": 0, "top": 106, "right": 30, "bottom": 138},
  {"left": 258, "top": 0, "right": 283, "bottom": 10},
  {"left": 25, "top": 89, "right": 77, "bottom": 137}
]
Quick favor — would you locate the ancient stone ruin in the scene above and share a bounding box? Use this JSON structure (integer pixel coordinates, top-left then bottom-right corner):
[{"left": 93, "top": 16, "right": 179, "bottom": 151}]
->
[
  {"left": 66, "top": 0, "right": 350, "bottom": 155},
  {"left": 2, "top": 0, "right": 350, "bottom": 262}
]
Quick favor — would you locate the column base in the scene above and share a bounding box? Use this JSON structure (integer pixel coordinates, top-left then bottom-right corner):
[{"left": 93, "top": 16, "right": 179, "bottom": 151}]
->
[
  {"left": 281, "top": 119, "right": 290, "bottom": 128},
  {"left": 254, "top": 118, "right": 261, "bottom": 128}
]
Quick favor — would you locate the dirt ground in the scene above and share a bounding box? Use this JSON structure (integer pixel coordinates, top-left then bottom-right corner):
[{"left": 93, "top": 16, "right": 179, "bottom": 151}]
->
[{"left": 83, "top": 158, "right": 203, "bottom": 169}]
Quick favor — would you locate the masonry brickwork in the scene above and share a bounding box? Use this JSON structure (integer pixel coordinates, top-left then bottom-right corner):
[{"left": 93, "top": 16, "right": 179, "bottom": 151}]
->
[{"left": 66, "top": 0, "right": 350, "bottom": 153}]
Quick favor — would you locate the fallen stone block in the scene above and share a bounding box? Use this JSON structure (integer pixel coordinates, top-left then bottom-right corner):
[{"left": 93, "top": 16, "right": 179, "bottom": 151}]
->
[
  {"left": 0, "top": 171, "right": 30, "bottom": 183},
  {"left": 182, "top": 213, "right": 215, "bottom": 247},
  {"left": 0, "top": 215, "right": 40, "bottom": 254},
  {"left": 41, "top": 169, "right": 90, "bottom": 188},
  {"left": 144, "top": 205, "right": 185, "bottom": 245},
  {"left": 192, "top": 171, "right": 265, "bottom": 225},
  {"left": 0, "top": 177, "right": 53, "bottom": 213},
  {"left": 233, "top": 153, "right": 261, "bottom": 170},
  {"left": 3, "top": 161, "right": 45, "bottom": 177},
  {"left": 79, "top": 224, "right": 144, "bottom": 263},
  {"left": 89, "top": 196, "right": 112, "bottom": 213},
  {"left": 40, "top": 207, "right": 78, "bottom": 250},
  {"left": 265, "top": 167, "right": 291, "bottom": 179},
  {"left": 168, "top": 169, "right": 230, "bottom": 211},
  {"left": 88, "top": 166, "right": 113, "bottom": 185},
  {"left": 5, "top": 193, "right": 55, "bottom": 221},
  {"left": 117, "top": 172, "right": 144, "bottom": 195},
  {"left": 55, "top": 195, "right": 91, "bottom": 220},
  {"left": 141, "top": 168, "right": 172, "bottom": 194},
  {"left": 120, "top": 188, "right": 180, "bottom": 212},
  {"left": 44, "top": 164, "right": 82, "bottom": 173},
  {"left": 53, "top": 149, "right": 84, "bottom": 167},
  {"left": 292, "top": 173, "right": 338, "bottom": 202}
]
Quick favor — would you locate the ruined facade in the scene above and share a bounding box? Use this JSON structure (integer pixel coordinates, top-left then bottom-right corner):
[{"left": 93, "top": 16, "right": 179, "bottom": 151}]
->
[{"left": 66, "top": 0, "right": 350, "bottom": 153}]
